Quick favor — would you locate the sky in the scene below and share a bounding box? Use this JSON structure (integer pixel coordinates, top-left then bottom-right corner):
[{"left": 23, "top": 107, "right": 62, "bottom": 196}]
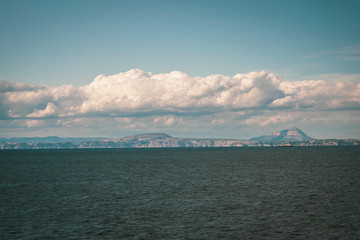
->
[{"left": 0, "top": 0, "right": 359, "bottom": 139}]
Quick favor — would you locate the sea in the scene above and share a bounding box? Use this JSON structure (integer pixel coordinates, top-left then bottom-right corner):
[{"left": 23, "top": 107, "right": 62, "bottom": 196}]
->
[{"left": 0, "top": 147, "right": 359, "bottom": 239}]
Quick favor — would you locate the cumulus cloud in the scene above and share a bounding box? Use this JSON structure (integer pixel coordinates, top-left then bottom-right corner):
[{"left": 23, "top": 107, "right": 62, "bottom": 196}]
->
[
  {"left": 245, "top": 113, "right": 296, "bottom": 126},
  {"left": 0, "top": 69, "right": 359, "bottom": 128},
  {"left": 0, "top": 80, "right": 38, "bottom": 93},
  {"left": 24, "top": 119, "right": 45, "bottom": 128},
  {"left": 77, "top": 69, "right": 284, "bottom": 115},
  {"left": 271, "top": 80, "right": 360, "bottom": 109},
  {"left": 153, "top": 115, "right": 183, "bottom": 126},
  {"left": 26, "top": 102, "right": 58, "bottom": 118}
]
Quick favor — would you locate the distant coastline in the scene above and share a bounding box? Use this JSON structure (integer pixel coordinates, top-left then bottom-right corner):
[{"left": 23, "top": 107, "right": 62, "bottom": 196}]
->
[{"left": 1, "top": 133, "right": 359, "bottom": 150}]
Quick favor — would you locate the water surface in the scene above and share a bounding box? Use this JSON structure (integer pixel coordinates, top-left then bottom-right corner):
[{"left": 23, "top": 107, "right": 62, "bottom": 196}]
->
[{"left": 1, "top": 147, "right": 359, "bottom": 239}]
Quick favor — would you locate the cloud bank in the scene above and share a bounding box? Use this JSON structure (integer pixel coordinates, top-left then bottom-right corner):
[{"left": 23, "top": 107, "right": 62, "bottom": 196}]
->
[
  {"left": 2, "top": 69, "right": 359, "bottom": 120},
  {"left": 1, "top": 69, "right": 360, "bottom": 138}
]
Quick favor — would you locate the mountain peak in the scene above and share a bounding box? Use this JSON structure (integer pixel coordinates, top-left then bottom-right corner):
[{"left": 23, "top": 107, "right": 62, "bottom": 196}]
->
[{"left": 250, "top": 127, "right": 314, "bottom": 141}]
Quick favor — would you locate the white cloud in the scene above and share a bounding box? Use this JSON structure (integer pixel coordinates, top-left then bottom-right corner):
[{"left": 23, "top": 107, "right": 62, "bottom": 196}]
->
[
  {"left": 271, "top": 80, "right": 360, "bottom": 109},
  {"left": 27, "top": 102, "right": 58, "bottom": 118},
  {"left": 76, "top": 69, "right": 283, "bottom": 114},
  {"left": 24, "top": 119, "right": 45, "bottom": 128},
  {"left": 0, "top": 69, "right": 359, "bottom": 137},
  {"left": 300, "top": 45, "right": 360, "bottom": 61},
  {"left": 2, "top": 70, "right": 359, "bottom": 119},
  {"left": 245, "top": 113, "right": 296, "bottom": 126},
  {"left": 302, "top": 73, "right": 360, "bottom": 83},
  {"left": 211, "top": 119, "right": 225, "bottom": 125},
  {"left": 153, "top": 115, "right": 183, "bottom": 127},
  {"left": 0, "top": 80, "right": 38, "bottom": 93},
  {"left": 1, "top": 70, "right": 287, "bottom": 119}
]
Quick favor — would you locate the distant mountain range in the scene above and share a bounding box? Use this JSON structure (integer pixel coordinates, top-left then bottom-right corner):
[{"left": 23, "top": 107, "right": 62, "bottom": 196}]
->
[
  {"left": 0, "top": 136, "right": 107, "bottom": 144},
  {"left": 249, "top": 127, "right": 314, "bottom": 141},
  {"left": 1, "top": 128, "right": 359, "bottom": 149}
]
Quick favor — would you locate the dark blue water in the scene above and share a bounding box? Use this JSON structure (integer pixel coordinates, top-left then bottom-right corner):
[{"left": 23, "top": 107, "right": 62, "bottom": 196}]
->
[{"left": 1, "top": 147, "right": 359, "bottom": 239}]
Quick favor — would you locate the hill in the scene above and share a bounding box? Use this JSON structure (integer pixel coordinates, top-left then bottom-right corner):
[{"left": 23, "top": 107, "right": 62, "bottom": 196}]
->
[{"left": 249, "top": 127, "right": 314, "bottom": 141}]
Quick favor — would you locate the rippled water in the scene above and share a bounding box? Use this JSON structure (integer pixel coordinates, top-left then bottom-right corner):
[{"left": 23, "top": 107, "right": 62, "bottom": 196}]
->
[{"left": 1, "top": 147, "right": 359, "bottom": 239}]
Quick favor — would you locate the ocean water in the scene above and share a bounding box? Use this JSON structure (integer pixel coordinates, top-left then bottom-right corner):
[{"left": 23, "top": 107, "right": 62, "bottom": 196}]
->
[{"left": 0, "top": 147, "right": 359, "bottom": 239}]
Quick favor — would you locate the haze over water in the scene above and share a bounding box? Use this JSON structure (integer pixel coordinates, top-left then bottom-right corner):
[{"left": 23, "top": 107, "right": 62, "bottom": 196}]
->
[{"left": 1, "top": 147, "right": 359, "bottom": 239}]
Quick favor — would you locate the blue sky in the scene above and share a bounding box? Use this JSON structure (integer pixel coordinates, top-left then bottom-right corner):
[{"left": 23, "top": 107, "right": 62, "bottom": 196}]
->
[
  {"left": 1, "top": 0, "right": 359, "bottom": 85},
  {"left": 0, "top": 0, "right": 359, "bottom": 139}
]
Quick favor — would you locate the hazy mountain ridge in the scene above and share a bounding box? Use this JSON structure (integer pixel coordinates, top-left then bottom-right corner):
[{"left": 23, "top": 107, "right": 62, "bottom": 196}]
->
[
  {"left": 0, "top": 136, "right": 108, "bottom": 144},
  {"left": 1, "top": 129, "right": 359, "bottom": 149},
  {"left": 249, "top": 127, "right": 314, "bottom": 141}
]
